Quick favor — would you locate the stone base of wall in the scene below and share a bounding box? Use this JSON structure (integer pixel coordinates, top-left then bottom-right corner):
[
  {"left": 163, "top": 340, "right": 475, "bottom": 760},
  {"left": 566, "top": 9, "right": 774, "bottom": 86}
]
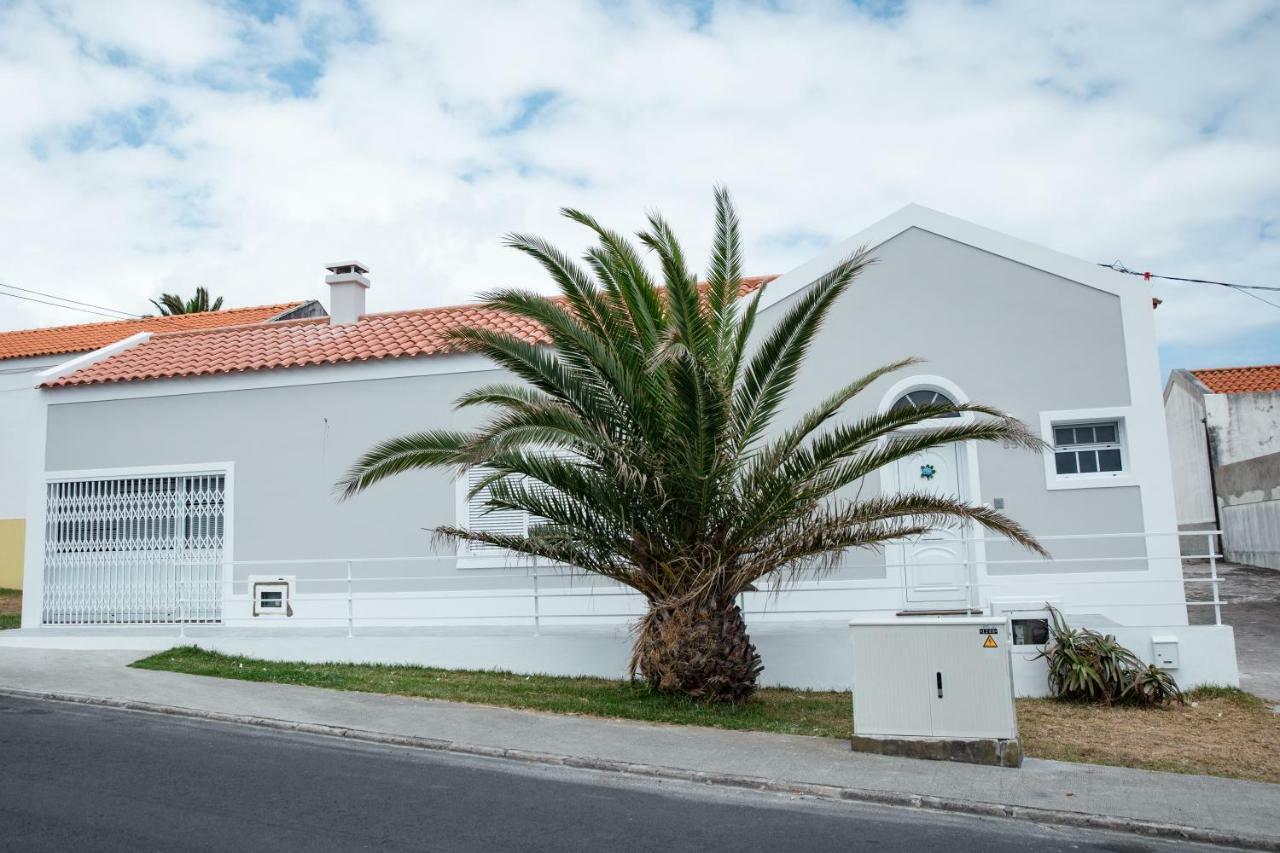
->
[{"left": 850, "top": 734, "right": 1023, "bottom": 767}]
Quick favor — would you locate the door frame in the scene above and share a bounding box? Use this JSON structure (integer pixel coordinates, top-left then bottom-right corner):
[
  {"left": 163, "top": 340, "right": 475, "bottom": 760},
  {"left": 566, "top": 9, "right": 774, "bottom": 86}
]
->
[{"left": 876, "top": 375, "right": 986, "bottom": 609}]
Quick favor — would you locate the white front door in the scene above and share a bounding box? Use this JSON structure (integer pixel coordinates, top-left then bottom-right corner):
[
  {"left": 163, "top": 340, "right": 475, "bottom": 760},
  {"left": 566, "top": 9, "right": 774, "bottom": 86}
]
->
[{"left": 892, "top": 443, "right": 972, "bottom": 609}]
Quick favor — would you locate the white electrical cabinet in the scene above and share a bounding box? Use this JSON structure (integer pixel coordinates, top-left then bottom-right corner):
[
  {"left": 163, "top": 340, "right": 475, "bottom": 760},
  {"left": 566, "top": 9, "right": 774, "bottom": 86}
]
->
[{"left": 849, "top": 616, "right": 1017, "bottom": 740}]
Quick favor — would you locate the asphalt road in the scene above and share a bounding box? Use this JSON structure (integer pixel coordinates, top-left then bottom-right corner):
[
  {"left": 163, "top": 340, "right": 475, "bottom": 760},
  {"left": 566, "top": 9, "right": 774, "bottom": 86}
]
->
[{"left": 0, "top": 696, "right": 1226, "bottom": 853}]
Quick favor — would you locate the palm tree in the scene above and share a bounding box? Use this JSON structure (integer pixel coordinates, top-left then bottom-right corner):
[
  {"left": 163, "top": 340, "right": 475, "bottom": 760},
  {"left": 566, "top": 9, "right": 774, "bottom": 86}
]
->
[
  {"left": 337, "top": 188, "right": 1045, "bottom": 702},
  {"left": 149, "top": 286, "right": 224, "bottom": 315}
]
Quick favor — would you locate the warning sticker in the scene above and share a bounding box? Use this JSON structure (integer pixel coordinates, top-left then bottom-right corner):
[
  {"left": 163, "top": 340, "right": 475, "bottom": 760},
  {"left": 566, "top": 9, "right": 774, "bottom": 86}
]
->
[{"left": 982, "top": 635, "right": 998, "bottom": 649}]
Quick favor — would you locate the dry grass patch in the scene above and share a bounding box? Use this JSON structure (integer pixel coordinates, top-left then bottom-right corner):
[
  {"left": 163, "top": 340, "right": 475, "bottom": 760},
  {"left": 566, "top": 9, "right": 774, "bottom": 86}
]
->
[
  {"left": 134, "top": 648, "right": 1280, "bottom": 783},
  {"left": 1018, "top": 688, "right": 1280, "bottom": 783}
]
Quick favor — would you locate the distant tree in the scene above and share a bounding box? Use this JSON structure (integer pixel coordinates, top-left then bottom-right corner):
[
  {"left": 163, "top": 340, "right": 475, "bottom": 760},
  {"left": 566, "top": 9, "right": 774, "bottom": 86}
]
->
[{"left": 150, "top": 287, "right": 224, "bottom": 315}]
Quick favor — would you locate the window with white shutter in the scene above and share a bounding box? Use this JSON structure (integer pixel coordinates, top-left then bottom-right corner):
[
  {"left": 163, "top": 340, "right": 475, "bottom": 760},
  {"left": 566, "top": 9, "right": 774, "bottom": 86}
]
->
[
  {"left": 464, "top": 466, "right": 530, "bottom": 557},
  {"left": 457, "top": 458, "right": 569, "bottom": 567}
]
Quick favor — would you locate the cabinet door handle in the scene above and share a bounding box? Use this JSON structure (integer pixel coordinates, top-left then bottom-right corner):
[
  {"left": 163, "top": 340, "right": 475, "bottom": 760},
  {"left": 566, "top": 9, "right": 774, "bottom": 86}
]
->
[{"left": 936, "top": 672, "right": 943, "bottom": 698}]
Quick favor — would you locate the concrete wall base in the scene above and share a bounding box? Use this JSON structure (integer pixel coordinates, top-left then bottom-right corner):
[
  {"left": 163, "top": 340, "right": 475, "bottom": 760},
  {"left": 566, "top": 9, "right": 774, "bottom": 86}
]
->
[{"left": 850, "top": 733, "right": 1023, "bottom": 767}]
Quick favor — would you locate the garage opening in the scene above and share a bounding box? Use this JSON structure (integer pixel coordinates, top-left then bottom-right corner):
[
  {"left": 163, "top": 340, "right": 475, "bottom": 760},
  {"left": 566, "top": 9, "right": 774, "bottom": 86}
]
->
[{"left": 42, "top": 471, "right": 226, "bottom": 625}]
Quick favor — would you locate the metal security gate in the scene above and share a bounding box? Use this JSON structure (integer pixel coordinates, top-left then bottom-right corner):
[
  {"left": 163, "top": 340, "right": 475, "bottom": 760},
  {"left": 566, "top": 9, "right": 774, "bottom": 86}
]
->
[{"left": 43, "top": 472, "right": 226, "bottom": 625}]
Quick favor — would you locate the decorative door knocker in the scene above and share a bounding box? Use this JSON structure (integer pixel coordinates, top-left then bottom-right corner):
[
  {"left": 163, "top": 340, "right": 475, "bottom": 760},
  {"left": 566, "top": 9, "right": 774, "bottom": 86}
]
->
[{"left": 920, "top": 464, "right": 937, "bottom": 480}]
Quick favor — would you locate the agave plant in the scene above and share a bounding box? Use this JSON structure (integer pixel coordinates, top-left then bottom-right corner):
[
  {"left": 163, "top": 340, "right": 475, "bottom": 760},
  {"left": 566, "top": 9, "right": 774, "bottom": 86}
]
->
[
  {"left": 1126, "top": 663, "right": 1184, "bottom": 706},
  {"left": 1038, "top": 605, "right": 1183, "bottom": 706},
  {"left": 149, "top": 286, "right": 224, "bottom": 315},
  {"left": 337, "top": 188, "right": 1045, "bottom": 702}
]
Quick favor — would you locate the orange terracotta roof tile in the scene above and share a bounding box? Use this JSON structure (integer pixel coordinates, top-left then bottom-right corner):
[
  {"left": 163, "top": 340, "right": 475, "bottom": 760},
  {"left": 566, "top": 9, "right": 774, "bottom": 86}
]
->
[
  {"left": 0, "top": 303, "right": 308, "bottom": 362},
  {"left": 45, "top": 277, "right": 776, "bottom": 388},
  {"left": 1192, "top": 365, "right": 1280, "bottom": 394}
]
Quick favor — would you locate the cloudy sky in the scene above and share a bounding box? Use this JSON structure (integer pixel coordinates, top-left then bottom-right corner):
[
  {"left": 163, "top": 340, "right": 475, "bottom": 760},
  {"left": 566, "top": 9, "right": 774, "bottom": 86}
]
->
[{"left": 1, "top": 0, "right": 1277, "bottom": 379}]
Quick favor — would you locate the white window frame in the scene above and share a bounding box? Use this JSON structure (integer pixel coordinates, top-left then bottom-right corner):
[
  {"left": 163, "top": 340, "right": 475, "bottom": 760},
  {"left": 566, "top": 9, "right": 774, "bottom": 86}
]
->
[
  {"left": 1039, "top": 408, "right": 1136, "bottom": 490},
  {"left": 878, "top": 374, "right": 975, "bottom": 429}
]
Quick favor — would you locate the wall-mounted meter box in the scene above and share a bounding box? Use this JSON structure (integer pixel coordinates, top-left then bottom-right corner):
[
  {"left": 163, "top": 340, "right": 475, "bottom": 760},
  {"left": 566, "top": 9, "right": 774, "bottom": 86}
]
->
[
  {"left": 1151, "top": 635, "right": 1180, "bottom": 669},
  {"left": 250, "top": 575, "right": 295, "bottom": 617},
  {"left": 849, "top": 616, "right": 1018, "bottom": 742}
]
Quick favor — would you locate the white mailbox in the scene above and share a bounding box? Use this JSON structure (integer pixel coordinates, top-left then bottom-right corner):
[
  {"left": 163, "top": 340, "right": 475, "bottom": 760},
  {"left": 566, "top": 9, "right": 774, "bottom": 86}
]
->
[
  {"left": 849, "top": 616, "right": 1017, "bottom": 741},
  {"left": 1151, "top": 635, "right": 1180, "bottom": 669}
]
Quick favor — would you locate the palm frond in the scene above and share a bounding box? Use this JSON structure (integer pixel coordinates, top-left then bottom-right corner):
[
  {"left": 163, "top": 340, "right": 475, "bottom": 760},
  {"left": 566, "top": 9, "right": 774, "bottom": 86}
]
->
[{"left": 340, "top": 188, "right": 1045, "bottom": 627}]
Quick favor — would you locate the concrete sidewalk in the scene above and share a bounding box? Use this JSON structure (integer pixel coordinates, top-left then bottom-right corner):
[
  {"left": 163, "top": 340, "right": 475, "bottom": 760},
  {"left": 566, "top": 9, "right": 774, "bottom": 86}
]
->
[{"left": 1, "top": 648, "right": 1276, "bottom": 849}]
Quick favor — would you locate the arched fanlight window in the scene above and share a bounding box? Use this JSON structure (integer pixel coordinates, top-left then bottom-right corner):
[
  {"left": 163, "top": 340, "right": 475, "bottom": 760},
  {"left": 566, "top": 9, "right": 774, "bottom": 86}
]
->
[{"left": 890, "top": 389, "right": 961, "bottom": 418}]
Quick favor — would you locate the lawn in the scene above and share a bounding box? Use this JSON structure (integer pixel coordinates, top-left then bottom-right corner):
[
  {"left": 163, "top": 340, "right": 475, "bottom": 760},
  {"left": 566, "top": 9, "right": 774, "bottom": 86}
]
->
[
  {"left": 0, "top": 588, "right": 20, "bottom": 630},
  {"left": 133, "top": 647, "right": 1280, "bottom": 784}
]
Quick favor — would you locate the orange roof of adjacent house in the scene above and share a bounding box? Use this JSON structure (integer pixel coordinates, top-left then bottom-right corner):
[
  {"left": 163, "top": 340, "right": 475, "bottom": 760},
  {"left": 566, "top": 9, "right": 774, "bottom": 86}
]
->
[
  {"left": 1192, "top": 365, "right": 1280, "bottom": 394},
  {"left": 44, "top": 277, "right": 776, "bottom": 388},
  {"left": 0, "top": 303, "right": 309, "bottom": 362}
]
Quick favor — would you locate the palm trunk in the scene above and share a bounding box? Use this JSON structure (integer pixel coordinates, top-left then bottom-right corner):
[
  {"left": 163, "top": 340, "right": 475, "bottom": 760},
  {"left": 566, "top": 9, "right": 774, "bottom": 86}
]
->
[{"left": 631, "top": 598, "right": 763, "bottom": 702}]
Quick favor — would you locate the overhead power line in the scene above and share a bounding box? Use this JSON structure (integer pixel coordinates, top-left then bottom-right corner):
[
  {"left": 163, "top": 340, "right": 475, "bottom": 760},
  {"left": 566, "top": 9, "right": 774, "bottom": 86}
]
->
[
  {"left": 0, "top": 289, "right": 139, "bottom": 320},
  {"left": 0, "top": 282, "right": 142, "bottom": 320},
  {"left": 1099, "top": 261, "right": 1280, "bottom": 292},
  {"left": 1098, "top": 261, "right": 1280, "bottom": 312}
]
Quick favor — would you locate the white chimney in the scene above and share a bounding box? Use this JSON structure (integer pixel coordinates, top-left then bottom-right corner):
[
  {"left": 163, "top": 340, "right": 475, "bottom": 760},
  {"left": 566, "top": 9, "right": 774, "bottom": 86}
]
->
[{"left": 325, "top": 261, "right": 370, "bottom": 324}]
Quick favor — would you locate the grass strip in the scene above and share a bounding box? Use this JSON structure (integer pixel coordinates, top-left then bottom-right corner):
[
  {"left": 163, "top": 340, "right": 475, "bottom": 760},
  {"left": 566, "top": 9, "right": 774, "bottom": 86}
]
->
[{"left": 133, "top": 647, "right": 1279, "bottom": 783}]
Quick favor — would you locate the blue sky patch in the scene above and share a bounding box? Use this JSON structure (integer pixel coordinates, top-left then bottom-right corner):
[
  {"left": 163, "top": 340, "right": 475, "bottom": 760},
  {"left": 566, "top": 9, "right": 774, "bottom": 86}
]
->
[
  {"left": 1160, "top": 321, "right": 1280, "bottom": 382},
  {"left": 63, "top": 101, "right": 176, "bottom": 153},
  {"left": 760, "top": 229, "right": 833, "bottom": 253},
  {"left": 229, "top": 0, "right": 296, "bottom": 24},
  {"left": 268, "top": 57, "right": 324, "bottom": 97},
  {"left": 496, "top": 90, "right": 560, "bottom": 135}
]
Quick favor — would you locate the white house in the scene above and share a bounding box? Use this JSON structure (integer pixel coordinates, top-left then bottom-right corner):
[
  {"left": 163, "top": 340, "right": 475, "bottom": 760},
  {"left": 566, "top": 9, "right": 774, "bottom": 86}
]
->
[
  {"left": 0, "top": 302, "right": 322, "bottom": 589},
  {"left": 8, "top": 205, "right": 1239, "bottom": 695},
  {"left": 1165, "top": 366, "right": 1280, "bottom": 569}
]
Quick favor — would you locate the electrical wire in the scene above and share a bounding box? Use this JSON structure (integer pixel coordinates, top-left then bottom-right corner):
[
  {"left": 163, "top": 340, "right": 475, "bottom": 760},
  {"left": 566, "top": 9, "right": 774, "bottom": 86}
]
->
[
  {"left": 1099, "top": 262, "right": 1280, "bottom": 292},
  {"left": 0, "top": 281, "right": 141, "bottom": 319},
  {"left": 0, "top": 290, "right": 140, "bottom": 320},
  {"left": 1234, "top": 287, "right": 1280, "bottom": 311},
  {"left": 1099, "top": 261, "right": 1280, "bottom": 312}
]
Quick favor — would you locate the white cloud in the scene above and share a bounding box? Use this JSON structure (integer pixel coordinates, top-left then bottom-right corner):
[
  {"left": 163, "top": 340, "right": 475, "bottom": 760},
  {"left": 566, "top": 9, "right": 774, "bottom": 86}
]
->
[
  {"left": 0, "top": 0, "right": 1276, "bottom": 369},
  {"left": 51, "top": 0, "right": 243, "bottom": 72}
]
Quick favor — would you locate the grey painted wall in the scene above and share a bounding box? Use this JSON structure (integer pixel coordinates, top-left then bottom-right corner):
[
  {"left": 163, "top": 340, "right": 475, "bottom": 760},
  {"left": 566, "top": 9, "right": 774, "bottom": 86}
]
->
[
  {"left": 43, "top": 226, "right": 1145, "bottom": 586},
  {"left": 760, "top": 227, "right": 1144, "bottom": 572},
  {"left": 46, "top": 369, "right": 501, "bottom": 579}
]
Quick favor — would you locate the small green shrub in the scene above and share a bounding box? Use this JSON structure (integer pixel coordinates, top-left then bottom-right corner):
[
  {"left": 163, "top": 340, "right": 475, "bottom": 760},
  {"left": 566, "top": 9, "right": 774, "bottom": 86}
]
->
[{"left": 1037, "top": 606, "right": 1183, "bottom": 706}]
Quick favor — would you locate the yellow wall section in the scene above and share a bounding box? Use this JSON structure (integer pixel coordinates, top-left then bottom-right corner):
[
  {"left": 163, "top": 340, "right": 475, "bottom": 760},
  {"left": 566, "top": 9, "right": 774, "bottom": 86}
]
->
[{"left": 0, "top": 519, "right": 24, "bottom": 590}]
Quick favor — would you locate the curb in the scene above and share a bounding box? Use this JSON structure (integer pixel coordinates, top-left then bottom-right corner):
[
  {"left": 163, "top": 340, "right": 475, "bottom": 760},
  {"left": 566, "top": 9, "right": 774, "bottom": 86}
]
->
[{"left": 1, "top": 686, "right": 1274, "bottom": 851}]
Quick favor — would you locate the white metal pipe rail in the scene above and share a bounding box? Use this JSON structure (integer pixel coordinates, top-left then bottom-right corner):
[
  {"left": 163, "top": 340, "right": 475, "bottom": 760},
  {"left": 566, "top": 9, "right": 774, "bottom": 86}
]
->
[{"left": 57, "top": 530, "right": 1228, "bottom": 632}]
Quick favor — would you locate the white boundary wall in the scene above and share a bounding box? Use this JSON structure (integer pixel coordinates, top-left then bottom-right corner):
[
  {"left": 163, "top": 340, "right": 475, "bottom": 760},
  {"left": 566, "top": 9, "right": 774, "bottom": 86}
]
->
[{"left": 0, "top": 622, "right": 1237, "bottom": 697}]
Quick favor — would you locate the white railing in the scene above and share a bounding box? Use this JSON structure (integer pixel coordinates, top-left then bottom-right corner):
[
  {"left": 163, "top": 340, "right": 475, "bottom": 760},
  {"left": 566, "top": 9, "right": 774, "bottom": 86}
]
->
[{"left": 124, "top": 530, "right": 1230, "bottom": 637}]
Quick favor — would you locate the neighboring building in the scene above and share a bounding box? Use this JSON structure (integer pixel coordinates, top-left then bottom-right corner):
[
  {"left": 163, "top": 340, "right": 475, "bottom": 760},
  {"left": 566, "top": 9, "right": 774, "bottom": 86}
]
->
[
  {"left": 0, "top": 301, "right": 323, "bottom": 588},
  {"left": 9, "top": 209, "right": 1239, "bottom": 694},
  {"left": 1165, "top": 365, "right": 1280, "bottom": 569}
]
